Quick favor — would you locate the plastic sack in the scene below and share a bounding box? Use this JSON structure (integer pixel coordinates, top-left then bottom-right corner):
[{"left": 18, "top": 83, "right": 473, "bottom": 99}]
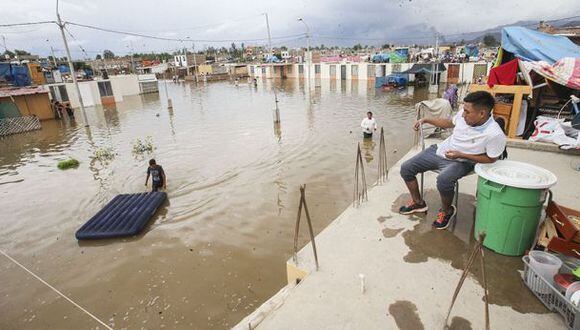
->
[{"left": 529, "top": 116, "right": 580, "bottom": 149}]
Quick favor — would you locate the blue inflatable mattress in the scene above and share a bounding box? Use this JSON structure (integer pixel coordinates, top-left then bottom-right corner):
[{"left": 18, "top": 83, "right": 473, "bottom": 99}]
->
[{"left": 76, "top": 192, "right": 167, "bottom": 240}]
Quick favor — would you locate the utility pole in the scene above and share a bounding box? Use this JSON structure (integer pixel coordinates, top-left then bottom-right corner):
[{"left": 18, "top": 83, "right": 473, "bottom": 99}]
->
[
  {"left": 56, "top": 0, "right": 89, "bottom": 127},
  {"left": 429, "top": 33, "right": 440, "bottom": 94},
  {"left": 298, "top": 18, "right": 312, "bottom": 93},
  {"left": 163, "top": 56, "right": 172, "bottom": 109},
  {"left": 129, "top": 41, "right": 135, "bottom": 74},
  {"left": 264, "top": 13, "right": 280, "bottom": 123},
  {"left": 50, "top": 46, "right": 58, "bottom": 67},
  {"left": 185, "top": 37, "right": 199, "bottom": 83},
  {"left": 192, "top": 42, "right": 198, "bottom": 84},
  {"left": 1, "top": 35, "right": 7, "bottom": 54}
]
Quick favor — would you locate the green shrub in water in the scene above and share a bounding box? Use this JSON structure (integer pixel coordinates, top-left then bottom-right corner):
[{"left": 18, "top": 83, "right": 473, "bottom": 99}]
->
[
  {"left": 57, "top": 158, "right": 80, "bottom": 170},
  {"left": 132, "top": 136, "right": 155, "bottom": 154}
]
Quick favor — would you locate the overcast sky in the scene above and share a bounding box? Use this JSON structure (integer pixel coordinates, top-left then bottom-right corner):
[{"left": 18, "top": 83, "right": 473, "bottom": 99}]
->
[{"left": 1, "top": 0, "right": 578, "bottom": 59}]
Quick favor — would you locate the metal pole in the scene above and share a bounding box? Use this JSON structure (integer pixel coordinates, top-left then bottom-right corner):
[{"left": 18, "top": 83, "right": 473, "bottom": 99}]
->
[
  {"left": 2, "top": 35, "right": 8, "bottom": 54},
  {"left": 163, "top": 56, "right": 172, "bottom": 109},
  {"left": 298, "top": 18, "right": 311, "bottom": 92},
  {"left": 434, "top": 33, "right": 439, "bottom": 88},
  {"left": 50, "top": 46, "right": 58, "bottom": 67},
  {"left": 129, "top": 41, "right": 135, "bottom": 74},
  {"left": 264, "top": 13, "right": 280, "bottom": 121},
  {"left": 56, "top": 0, "right": 89, "bottom": 127},
  {"left": 192, "top": 42, "right": 198, "bottom": 83}
]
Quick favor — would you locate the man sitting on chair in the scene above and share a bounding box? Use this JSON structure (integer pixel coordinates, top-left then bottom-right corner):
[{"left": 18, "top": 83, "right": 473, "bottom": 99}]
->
[{"left": 399, "top": 91, "right": 506, "bottom": 229}]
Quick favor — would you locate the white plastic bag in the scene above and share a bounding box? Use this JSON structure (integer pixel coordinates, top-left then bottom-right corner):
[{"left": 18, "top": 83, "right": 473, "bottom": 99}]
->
[{"left": 529, "top": 116, "right": 580, "bottom": 149}]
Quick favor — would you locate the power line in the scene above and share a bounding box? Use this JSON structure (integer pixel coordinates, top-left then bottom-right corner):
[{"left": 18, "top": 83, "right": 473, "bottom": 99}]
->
[
  {"left": 66, "top": 21, "right": 306, "bottom": 43},
  {"left": 0, "top": 21, "right": 56, "bottom": 28},
  {"left": 63, "top": 26, "right": 91, "bottom": 59}
]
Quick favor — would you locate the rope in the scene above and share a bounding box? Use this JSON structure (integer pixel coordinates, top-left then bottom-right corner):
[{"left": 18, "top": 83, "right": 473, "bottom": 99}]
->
[{"left": 0, "top": 249, "right": 113, "bottom": 330}]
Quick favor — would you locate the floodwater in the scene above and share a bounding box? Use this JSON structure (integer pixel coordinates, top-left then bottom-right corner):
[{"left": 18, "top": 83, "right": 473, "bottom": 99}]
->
[{"left": 0, "top": 79, "right": 427, "bottom": 329}]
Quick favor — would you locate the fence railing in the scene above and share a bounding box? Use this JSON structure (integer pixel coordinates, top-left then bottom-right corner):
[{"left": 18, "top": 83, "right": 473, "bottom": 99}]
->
[{"left": 0, "top": 116, "right": 41, "bottom": 137}]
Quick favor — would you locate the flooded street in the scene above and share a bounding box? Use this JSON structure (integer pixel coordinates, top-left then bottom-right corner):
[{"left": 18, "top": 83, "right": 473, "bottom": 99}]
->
[{"left": 0, "top": 79, "right": 426, "bottom": 329}]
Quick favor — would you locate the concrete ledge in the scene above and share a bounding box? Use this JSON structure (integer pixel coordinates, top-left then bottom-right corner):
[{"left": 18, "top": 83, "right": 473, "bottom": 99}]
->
[{"left": 507, "top": 138, "right": 580, "bottom": 155}]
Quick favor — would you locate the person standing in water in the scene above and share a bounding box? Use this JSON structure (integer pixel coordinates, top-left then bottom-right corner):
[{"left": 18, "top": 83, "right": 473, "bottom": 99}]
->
[
  {"left": 145, "top": 159, "right": 166, "bottom": 192},
  {"left": 361, "top": 111, "right": 377, "bottom": 138}
]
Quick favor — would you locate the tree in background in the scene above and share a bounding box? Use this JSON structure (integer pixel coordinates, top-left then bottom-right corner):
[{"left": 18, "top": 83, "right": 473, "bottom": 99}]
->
[
  {"left": 14, "top": 49, "right": 31, "bottom": 56},
  {"left": 103, "top": 49, "right": 115, "bottom": 59},
  {"left": 353, "top": 44, "right": 362, "bottom": 51},
  {"left": 483, "top": 34, "right": 498, "bottom": 47},
  {"left": 95, "top": 54, "right": 102, "bottom": 60}
]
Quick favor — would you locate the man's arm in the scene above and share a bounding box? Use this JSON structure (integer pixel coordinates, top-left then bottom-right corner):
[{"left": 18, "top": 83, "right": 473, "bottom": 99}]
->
[
  {"left": 161, "top": 169, "right": 167, "bottom": 189},
  {"left": 413, "top": 117, "right": 455, "bottom": 130},
  {"left": 145, "top": 170, "right": 150, "bottom": 186},
  {"left": 445, "top": 150, "right": 498, "bottom": 164}
]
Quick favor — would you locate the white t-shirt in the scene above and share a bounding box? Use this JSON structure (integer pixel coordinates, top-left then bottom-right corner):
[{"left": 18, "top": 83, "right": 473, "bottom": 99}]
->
[
  {"left": 437, "top": 109, "right": 506, "bottom": 159},
  {"left": 361, "top": 118, "right": 377, "bottom": 134}
]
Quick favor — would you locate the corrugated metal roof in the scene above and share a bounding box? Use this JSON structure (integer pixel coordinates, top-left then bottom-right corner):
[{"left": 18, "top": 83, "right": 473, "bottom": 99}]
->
[{"left": 0, "top": 86, "right": 48, "bottom": 98}]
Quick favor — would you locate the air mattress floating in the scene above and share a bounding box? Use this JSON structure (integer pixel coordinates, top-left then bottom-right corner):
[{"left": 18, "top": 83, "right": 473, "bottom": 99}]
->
[{"left": 76, "top": 192, "right": 167, "bottom": 240}]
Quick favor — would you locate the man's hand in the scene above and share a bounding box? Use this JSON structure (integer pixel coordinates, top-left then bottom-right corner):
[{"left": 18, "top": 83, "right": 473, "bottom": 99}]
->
[
  {"left": 445, "top": 150, "right": 463, "bottom": 160},
  {"left": 413, "top": 119, "right": 425, "bottom": 131}
]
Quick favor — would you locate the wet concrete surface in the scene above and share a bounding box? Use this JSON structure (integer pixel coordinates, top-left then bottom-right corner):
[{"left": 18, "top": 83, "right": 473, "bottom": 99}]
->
[
  {"left": 388, "top": 300, "right": 425, "bottom": 330},
  {"left": 391, "top": 190, "right": 549, "bottom": 314},
  {"left": 382, "top": 227, "right": 404, "bottom": 238},
  {"left": 448, "top": 316, "right": 472, "bottom": 330}
]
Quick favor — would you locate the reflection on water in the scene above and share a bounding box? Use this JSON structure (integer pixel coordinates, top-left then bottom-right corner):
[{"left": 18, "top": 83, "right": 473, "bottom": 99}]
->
[{"left": 0, "top": 79, "right": 430, "bottom": 329}]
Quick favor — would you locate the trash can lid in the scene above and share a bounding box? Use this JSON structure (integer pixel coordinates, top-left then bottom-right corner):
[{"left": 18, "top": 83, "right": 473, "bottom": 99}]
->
[{"left": 475, "top": 160, "right": 557, "bottom": 189}]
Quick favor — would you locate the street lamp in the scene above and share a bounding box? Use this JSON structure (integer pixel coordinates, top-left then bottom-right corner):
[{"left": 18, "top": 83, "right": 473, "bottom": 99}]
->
[{"left": 297, "top": 18, "right": 311, "bottom": 91}]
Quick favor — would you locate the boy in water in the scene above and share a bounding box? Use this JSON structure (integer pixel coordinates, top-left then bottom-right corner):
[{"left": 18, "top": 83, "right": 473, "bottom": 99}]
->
[{"left": 145, "top": 159, "right": 166, "bottom": 192}]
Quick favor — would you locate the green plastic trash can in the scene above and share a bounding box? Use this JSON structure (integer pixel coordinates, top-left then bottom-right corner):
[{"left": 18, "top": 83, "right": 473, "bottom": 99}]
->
[{"left": 474, "top": 161, "right": 557, "bottom": 256}]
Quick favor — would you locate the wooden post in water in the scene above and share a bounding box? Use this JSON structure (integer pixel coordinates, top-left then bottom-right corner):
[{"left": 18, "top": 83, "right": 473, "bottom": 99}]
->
[
  {"left": 293, "top": 185, "right": 319, "bottom": 270},
  {"left": 377, "top": 127, "right": 388, "bottom": 184},
  {"left": 353, "top": 143, "right": 368, "bottom": 207}
]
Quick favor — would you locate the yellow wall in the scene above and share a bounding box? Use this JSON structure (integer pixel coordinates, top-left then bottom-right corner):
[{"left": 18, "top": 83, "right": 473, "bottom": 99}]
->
[
  {"left": 198, "top": 64, "right": 213, "bottom": 74},
  {"left": 2, "top": 93, "right": 54, "bottom": 120},
  {"left": 27, "top": 63, "right": 46, "bottom": 85}
]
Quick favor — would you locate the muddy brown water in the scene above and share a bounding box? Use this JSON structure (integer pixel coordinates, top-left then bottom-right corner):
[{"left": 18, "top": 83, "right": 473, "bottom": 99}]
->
[
  {"left": 392, "top": 191, "right": 549, "bottom": 314},
  {"left": 0, "top": 80, "right": 428, "bottom": 329}
]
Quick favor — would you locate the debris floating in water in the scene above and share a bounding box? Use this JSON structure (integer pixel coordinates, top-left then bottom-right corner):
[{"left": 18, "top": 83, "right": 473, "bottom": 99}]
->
[
  {"left": 132, "top": 136, "right": 155, "bottom": 154},
  {"left": 93, "top": 147, "right": 116, "bottom": 162},
  {"left": 57, "top": 158, "right": 80, "bottom": 170}
]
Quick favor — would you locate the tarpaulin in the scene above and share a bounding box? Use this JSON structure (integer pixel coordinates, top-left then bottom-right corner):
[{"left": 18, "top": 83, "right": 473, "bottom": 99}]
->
[
  {"left": 0, "top": 64, "right": 31, "bottom": 86},
  {"left": 464, "top": 44, "right": 479, "bottom": 58},
  {"left": 11, "top": 66, "right": 31, "bottom": 86},
  {"left": 415, "top": 99, "right": 452, "bottom": 135},
  {"left": 524, "top": 57, "right": 580, "bottom": 90},
  {"left": 402, "top": 63, "right": 446, "bottom": 74},
  {"left": 58, "top": 64, "right": 70, "bottom": 73},
  {"left": 388, "top": 52, "right": 407, "bottom": 63},
  {"left": 501, "top": 27, "right": 580, "bottom": 64},
  {"left": 371, "top": 54, "right": 390, "bottom": 63},
  {"left": 488, "top": 58, "right": 519, "bottom": 87}
]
